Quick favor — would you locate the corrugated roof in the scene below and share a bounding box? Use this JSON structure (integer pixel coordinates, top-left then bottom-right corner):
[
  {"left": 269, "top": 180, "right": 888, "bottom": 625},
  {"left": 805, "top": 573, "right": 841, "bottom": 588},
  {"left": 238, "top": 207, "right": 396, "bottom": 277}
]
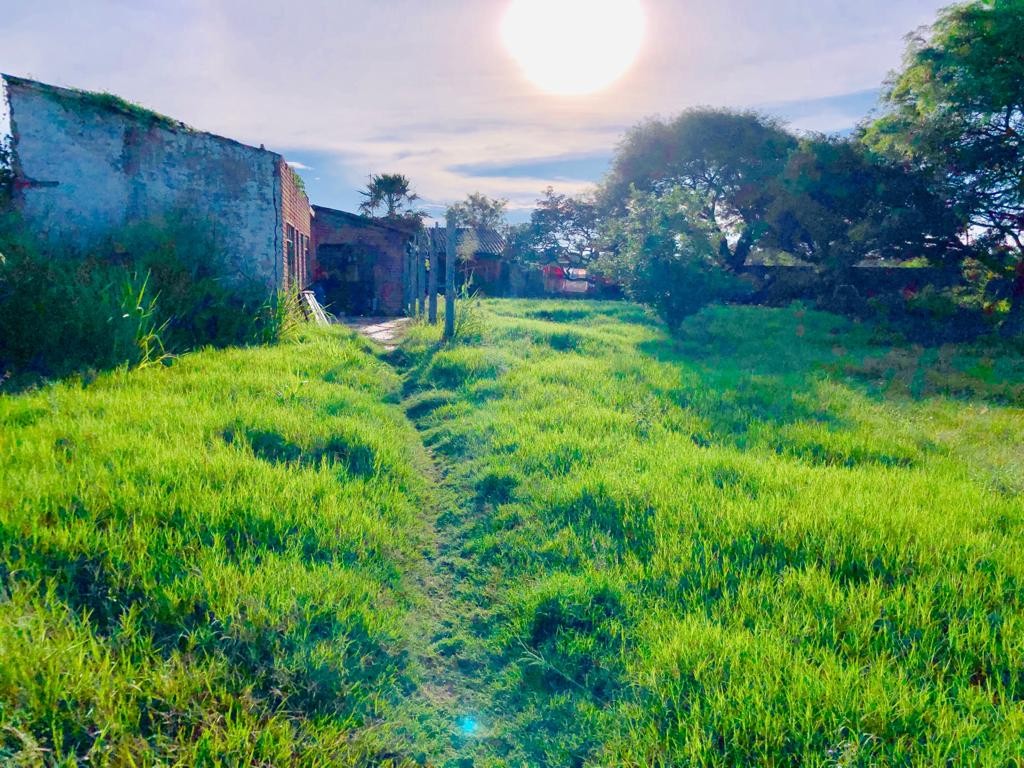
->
[{"left": 426, "top": 227, "right": 506, "bottom": 257}]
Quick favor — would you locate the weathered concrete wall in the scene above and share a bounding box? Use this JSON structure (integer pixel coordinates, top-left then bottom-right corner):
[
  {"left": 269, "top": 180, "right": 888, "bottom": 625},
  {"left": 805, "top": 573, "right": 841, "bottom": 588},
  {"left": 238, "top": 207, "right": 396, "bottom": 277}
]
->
[
  {"left": 312, "top": 206, "right": 410, "bottom": 315},
  {"left": 4, "top": 76, "right": 283, "bottom": 288}
]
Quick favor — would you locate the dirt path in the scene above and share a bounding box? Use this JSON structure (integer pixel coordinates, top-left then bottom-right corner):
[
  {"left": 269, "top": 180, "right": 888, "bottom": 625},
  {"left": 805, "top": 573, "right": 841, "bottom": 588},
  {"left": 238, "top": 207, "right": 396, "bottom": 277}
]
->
[
  {"left": 349, "top": 326, "right": 493, "bottom": 765},
  {"left": 393, "top": 450, "right": 495, "bottom": 766},
  {"left": 343, "top": 317, "right": 412, "bottom": 351}
]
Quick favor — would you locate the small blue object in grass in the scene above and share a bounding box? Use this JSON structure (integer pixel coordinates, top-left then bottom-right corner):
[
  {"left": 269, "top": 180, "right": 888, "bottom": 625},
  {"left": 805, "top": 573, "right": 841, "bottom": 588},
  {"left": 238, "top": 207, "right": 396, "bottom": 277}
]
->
[{"left": 457, "top": 716, "right": 479, "bottom": 736}]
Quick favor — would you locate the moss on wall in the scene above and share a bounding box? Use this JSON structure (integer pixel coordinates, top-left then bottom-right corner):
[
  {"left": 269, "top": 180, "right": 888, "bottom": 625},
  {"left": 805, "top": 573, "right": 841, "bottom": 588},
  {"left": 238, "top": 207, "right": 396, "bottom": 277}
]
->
[{"left": 4, "top": 75, "right": 188, "bottom": 132}]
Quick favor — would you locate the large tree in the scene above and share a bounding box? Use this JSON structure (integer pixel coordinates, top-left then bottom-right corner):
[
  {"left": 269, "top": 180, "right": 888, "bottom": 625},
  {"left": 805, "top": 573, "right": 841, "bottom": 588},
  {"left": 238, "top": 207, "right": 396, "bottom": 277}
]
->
[
  {"left": 600, "top": 109, "right": 798, "bottom": 270},
  {"left": 447, "top": 192, "right": 509, "bottom": 232},
  {"left": 516, "top": 187, "right": 601, "bottom": 265},
  {"left": 359, "top": 173, "right": 423, "bottom": 222},
  {"left": 864, "top": 0, "right": 1024, "bottom": 332},
  {"left": 763, "top": 136, "right": 968, "bottom": 282}
]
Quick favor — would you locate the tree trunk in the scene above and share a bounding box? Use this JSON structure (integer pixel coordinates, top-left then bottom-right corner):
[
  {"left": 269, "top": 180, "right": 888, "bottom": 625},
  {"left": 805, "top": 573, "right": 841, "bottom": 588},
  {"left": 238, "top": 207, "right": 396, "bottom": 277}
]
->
[
  {"left": 719, "top": 230, "right": 755, "bottom": 273},
  {"left": 731, "top": 230, "right": 755, "bottom": 272}
]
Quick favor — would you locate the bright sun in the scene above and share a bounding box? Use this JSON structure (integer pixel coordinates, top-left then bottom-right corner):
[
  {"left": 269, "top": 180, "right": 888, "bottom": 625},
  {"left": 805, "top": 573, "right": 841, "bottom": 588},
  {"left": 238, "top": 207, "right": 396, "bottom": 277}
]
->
[{"left": 501, "top": 0, "right": 646, "bottom": 96}]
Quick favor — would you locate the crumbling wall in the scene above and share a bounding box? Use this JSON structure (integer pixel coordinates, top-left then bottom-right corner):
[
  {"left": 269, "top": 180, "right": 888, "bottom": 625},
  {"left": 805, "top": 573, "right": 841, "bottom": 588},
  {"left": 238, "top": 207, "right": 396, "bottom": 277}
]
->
[{"left": 4, "top": 76, "right": 282, "bottom": 288}]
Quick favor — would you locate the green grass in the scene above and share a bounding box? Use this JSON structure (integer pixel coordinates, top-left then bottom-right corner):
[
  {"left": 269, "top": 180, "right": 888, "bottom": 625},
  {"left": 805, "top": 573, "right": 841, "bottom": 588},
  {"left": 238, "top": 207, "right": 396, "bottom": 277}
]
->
[
  {"left": 2, "top": 301, "right": 1023, "bottom": 766},
  {"left": 400, "top": 299, "right": 1024, "bottom": 766},
  {"left": 0, "top": 328, "right": 431, "bottom": 766}
]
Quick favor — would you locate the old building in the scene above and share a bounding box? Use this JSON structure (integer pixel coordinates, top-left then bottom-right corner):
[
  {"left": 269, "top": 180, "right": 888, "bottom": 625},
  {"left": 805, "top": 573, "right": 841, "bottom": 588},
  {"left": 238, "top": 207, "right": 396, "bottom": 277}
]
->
[
  {"left": 311, "top": 206, "right": 414, "bottom": 316},
  {"left": 426, "top": 226, "right": 508, "bottom": 292},
  {"left": 2, "top": 75, "right": 311, "bottom": 291}
]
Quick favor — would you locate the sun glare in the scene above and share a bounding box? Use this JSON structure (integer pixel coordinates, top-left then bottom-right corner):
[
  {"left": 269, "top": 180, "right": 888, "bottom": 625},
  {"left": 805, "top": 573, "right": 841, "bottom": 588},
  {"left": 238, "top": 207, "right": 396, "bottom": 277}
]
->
[{"left": 501, "top": 0, "right": 646, "bottom": 96}]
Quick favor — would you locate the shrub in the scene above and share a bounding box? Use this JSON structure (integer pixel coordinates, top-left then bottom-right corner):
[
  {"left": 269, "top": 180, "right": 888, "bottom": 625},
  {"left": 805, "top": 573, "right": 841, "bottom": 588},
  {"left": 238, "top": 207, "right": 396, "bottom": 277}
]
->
[
  {"left": 0, "top": 215, "right": 285, "bottom": 387},
  {"left": 606, "top": 187, "right": 751, "bottom": 328}
]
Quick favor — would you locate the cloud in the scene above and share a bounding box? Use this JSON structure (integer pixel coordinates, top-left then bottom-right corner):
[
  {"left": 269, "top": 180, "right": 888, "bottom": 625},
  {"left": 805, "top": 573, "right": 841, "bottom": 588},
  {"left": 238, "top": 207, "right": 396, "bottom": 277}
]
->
[
  {"left": 452, "top": 153, "right": 613, "bottom": 183},
  {"left": 759, "top": 89, "right": 885, "bottom": 135},
  {"left": 0, "top": 0, "right": 950, "bottom": 216}
]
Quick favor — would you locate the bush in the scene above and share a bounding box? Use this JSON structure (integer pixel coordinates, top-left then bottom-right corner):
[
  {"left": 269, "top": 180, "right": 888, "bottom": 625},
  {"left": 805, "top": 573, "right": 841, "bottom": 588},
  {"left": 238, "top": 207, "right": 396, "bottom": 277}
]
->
[
  {"left": 0, "top": 215, "right": 283, "bottom": 387},
  {"left": 605, "top": 188, "right": 751, "bottom": 328}
]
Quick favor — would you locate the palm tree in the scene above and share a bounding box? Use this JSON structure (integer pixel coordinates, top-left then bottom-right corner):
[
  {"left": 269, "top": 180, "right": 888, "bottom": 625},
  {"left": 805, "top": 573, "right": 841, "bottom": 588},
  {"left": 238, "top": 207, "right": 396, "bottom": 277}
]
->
[{"left": 359, "top": 174, "right": 422, "bottom": 220}]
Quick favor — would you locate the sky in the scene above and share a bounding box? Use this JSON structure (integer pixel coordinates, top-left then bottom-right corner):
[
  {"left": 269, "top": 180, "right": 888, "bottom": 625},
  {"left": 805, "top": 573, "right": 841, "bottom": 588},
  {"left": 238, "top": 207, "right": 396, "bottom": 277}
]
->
[{"left": 0, "top": 0, "right": 949, "bottom": 222}]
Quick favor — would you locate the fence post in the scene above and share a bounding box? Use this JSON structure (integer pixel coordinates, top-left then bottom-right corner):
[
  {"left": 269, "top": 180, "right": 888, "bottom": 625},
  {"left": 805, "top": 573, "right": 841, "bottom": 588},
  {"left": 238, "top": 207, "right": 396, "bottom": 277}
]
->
[
  {"left": 445, "top": 212, "right": 457, "bottom": 339},
  {"left": 417, "top": 236, "right": 427, "bottom": 318},
  {"left": 428, "top": 226, "right": 439, "bottom": 325}
]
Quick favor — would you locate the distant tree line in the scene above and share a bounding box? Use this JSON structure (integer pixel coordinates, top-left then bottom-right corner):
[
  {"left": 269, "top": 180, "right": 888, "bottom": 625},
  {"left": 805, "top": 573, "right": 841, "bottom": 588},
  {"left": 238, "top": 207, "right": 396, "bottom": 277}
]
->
[{"left": 510, "top": 0, "right": 1023, "bottom": 338}]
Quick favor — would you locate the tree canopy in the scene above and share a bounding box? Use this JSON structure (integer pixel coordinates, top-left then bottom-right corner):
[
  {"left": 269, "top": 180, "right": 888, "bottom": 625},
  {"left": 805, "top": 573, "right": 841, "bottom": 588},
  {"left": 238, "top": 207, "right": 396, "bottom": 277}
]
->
[
  {"left": 359, "top": 173, "right": 423, "bottom": 223},
  {"left": 447, "top": 193, "right": 509, "bottom": 232},
  {"left": 761, "top": 136, "right": 968, "bottom": 279},
  {"left": 601, "top": 109, "right": 797, "bottom": 270},
  {"left": 864, "top": 0, "right": 1024, "bottom": 328},
  {"left": 514, "top": 187, "right": 601, "bottom": 265}
]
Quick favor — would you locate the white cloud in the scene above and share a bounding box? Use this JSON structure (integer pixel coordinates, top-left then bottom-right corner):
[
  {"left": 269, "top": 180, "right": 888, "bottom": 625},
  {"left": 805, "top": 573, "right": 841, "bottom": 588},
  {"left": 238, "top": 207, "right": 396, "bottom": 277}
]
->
[{"left": 0, "top": 0, "right": 950, "bottom": 212}]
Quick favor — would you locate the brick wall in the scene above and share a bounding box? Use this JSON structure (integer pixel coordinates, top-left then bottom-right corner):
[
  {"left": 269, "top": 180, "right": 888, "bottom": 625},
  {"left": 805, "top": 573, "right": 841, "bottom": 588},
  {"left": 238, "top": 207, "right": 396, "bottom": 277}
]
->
[
  {"left": 311, "top": 206, "right": 411, "bottom": 315},
  {"left": 279, "top": 161, "right": 312, "bottom": 291}
]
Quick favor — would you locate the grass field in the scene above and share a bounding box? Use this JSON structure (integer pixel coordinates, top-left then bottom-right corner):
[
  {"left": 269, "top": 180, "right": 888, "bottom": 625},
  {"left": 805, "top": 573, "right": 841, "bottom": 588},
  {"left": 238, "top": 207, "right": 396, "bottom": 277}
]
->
[
  {"left": 2, "top": 301, "right": 1023, "bottom": 766},
  {"left": 0, "top": 329, "right": 433, "bottom": 765},
  {"left": 400, "top": 300, "right": 1024, "bottom": 766}
]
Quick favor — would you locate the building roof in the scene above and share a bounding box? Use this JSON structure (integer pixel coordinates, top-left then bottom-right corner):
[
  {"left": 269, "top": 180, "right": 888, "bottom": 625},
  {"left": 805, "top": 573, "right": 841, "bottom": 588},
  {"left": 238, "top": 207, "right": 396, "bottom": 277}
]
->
[
  {"left": 426, "top": 227, "right": 506, "bottom": 257},
  {"left": 311, "top": 205, "right": 421, "bottom": 235}
]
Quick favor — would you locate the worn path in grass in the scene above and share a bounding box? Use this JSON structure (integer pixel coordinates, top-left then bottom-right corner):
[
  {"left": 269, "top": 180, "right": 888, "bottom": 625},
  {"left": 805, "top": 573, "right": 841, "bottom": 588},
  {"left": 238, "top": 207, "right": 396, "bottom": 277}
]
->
[
  {"left": 345, "top": 317, "right": 412, "bottom": 351},
  {"left": 355, "top": 325, "right": 495, "bottom": 767}
]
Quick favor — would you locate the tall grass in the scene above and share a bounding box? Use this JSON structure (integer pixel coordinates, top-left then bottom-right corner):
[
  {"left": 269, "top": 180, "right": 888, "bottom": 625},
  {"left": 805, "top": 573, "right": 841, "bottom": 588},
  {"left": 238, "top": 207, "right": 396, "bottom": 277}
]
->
[
  {"left": 401, "top": 299, "right": 1024, "bottom": 766},
  {"left": 0, "top": 328, "right": 430, "bottom": 765},
  {"left": 2, "top": 296, "right": 1021, "bottom": 765},
  {"left": 0, "top": 215, "right": 288, "bottom": 389}
]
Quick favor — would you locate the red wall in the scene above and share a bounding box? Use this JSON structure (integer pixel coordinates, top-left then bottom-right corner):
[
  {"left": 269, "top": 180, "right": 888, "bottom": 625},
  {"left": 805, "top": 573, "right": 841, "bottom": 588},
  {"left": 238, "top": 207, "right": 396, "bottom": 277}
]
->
[
  {"left": 312, "top": 206, "right": 410, "bottom": 315},
  {"left": 280, "top": 161, "right": 312, "bottom": 290}
]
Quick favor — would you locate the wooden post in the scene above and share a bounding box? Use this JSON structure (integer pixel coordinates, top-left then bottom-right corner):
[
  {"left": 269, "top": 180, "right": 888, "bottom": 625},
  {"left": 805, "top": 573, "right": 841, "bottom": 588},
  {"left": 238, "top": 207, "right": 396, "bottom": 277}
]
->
[
  {"left": 417, "top": 236, "right": 427, "bottom": 318},
  {"left": 428, "top": 226, "right": 439, "bottom": 325},
  {"left": 445, "top": 212, "right": 457, "bottom": 339},
  {"left": 411, "top": 240, "right": 420, "bottom": 317},
  {"left": 404, "top": 241, "right": 414, "bottom": 316}
]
